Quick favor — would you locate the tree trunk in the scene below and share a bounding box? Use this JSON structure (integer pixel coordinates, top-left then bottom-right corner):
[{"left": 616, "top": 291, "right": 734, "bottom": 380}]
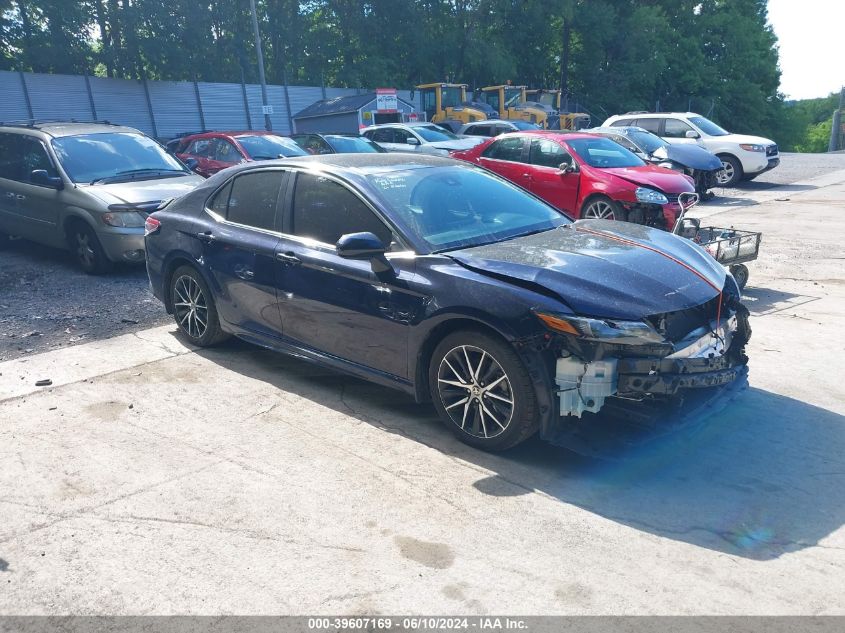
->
[{"left": 559, "top": 17, "right": 571, "bottom": 108}]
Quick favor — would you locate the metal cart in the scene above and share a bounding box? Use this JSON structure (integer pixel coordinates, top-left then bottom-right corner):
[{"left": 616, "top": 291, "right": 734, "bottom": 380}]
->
[{"left": 674, "top": 218, "right": 762, "bottom": 290}]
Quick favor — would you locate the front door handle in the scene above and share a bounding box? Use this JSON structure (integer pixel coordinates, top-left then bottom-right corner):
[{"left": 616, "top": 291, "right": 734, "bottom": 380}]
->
[
  {"left": 15, "top": 194, "right": 26, "bottom": 201},
  {"left": 196, "top": 231, "right": 216, "bottom": 244},
  {"left": 275, "top": 252, "right": 301, "bottom": 265},
  {"left": 3, "top": 192, "right": 15, "bottom": 199}
]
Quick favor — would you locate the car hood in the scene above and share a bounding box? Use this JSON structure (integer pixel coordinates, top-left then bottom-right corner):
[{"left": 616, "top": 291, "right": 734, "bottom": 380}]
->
[
  {"left": 651, "top": 144, "right": 723, "bottom": 171},
  {"left": 598, "top": 164, "right": 695, "bottom": 194},
  {"left": 447, "top": 219, "right": 726, "bottom": 320},
  {"left": 83, "top": 175, "right": 204, "bottom": 207},
  {"left": 718, "top": 133, "right": 776, "bottom": 147},
  {"left": 427, "top": 137, "right": 485, "bottom": 151}
]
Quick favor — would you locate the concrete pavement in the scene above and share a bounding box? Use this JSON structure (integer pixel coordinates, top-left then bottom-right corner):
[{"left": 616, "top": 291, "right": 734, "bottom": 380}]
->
[{"left": 1, "top": 171, "right": 844, "bottom": 615}]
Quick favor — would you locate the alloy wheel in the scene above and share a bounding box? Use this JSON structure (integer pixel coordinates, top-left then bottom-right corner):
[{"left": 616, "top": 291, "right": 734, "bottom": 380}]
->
[
  {"left": 437, "top": 344, "right": 514, "bottom": 439},
  {"left": 173, "top": 274, "right": 208, "bottom": 339},
  {"left": 584, "top": 200, "right": 616, "bottom": 220},
  {"left": 76, "top": 231, "right": 96, "bottom": 268},
  {"left": 716, "top": 161, "right": 734, "bottom": 185}
]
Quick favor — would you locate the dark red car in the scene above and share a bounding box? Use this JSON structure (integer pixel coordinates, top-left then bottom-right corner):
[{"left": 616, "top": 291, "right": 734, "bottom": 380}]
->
[
  {"left": 173, "top": 131, "right": 306, "bottom": 178},
  {"left": 451, "top": 131, "right": 696, "bottom": 229}
]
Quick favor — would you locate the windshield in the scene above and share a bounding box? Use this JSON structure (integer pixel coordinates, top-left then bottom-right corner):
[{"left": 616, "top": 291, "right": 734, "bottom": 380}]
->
[
  {"left": 538, "top": 93, "right": 557, "bottom": 108},
  {"left": 504, "top": 87, "right": 523, "bottom": 107},
  {"left": 51, "top": 133, "right": 188, "bottom": 184},
  {"left": 236, "top": 134, "right": 307, "bottom": 159},
  {"left": 689, "top": 116, "right": 729, "bottom": 136},
  {"left": 414, "top": 125, "right": 459, "bottom": 142},
  {"left": 441, "top": 86, "right": 463, "bottom": 108},
  {"left": 324, "top": 135, "right": 385, "bottom": 153},
  {"left": 367, "top": 165, "right": 568, "bottom": 252},
  {"left": 628, "top": 130, "right": 667, "bottom": 154},
  {"left": 566, "top": 137, "right": 646, "bottom": 168}
]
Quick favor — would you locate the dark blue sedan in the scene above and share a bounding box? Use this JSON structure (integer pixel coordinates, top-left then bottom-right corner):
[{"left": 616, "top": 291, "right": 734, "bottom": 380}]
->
[{"left": 144, "top": 154, "right": 750, "bottom": 452}]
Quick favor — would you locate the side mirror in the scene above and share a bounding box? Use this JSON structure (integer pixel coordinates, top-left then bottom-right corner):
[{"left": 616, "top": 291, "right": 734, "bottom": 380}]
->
[
  {"left": 675, "top": 217, "right": 701, "bottom": 238},
  {"left": 31, "top": 169, "right": 63, "bottom": 189},
  {"left": 406, "top": 137, "right": 420, "bottom": 146},
  {"left": 336, "top": 232, "right": 394, "bottom": 275},
  {"left": 559, "top": 162, "right": 578, "bottom": 174},
  {"left": 183, "top": 157, "right": 199, "bottom": 171},
  {"left": 685, "top": 130, "right": 700, "bottom": 139}
]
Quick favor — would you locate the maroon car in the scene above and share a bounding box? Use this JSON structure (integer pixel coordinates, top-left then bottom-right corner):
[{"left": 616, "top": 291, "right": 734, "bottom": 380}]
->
[
  {"left": 452, "top": 131, "right": 697, "bottom": 230},
  {"left": 173, "top": 131, "right": 306, "bottom": 177}
]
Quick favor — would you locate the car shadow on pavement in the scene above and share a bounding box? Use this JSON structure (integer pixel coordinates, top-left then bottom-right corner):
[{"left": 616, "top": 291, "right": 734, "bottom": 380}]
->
[
  {"left": 193, "top": 337, "right": 845, "bottom": 563},
  {"left": 741, "top": 285, "right": 822, "bottom": 316}
]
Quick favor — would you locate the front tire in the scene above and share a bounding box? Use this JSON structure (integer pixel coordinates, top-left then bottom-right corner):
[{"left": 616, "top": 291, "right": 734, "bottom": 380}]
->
[
  {"left": 68, "top": 221, "right": 112, "bottom": 274},
  {"left": 581, "top": 195, "right": 627, "bottom": 222},
  {"left": 169, "top": 265, "right": 227, "bottom": 346},
  {"left": 716, "top": 155, "right": 743, "bottom": 187},
  {"left": 429, "top": 330, "right": 539, "bottom": 451}
]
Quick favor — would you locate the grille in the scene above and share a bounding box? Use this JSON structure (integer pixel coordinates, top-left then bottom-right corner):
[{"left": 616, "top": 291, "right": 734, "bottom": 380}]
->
[{"left": 766, "top": 144, "right": 778, "bottom": 156}]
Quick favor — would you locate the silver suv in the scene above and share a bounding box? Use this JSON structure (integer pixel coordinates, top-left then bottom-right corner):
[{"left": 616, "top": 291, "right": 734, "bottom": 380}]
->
[{"left": 0, "top": 121, "right": 202, "bottom": 273}]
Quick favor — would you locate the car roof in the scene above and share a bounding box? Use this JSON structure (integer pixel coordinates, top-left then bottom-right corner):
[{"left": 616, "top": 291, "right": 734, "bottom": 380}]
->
[
  {"left": 585, "top": 126, "right": 651, "bottom": 136},
  {"left": 0, "top": 120, "right": 141, "bottom": 138},
  {"left": 610, "top": 112, "right": 701, "bottom": 119},
  {"left": 500, "top": 130, "right": 596, "bottom": 141},
  {"left": 213, "top": 153, "right": 458, "bottom": 179},
  {"left": 180, "top": 130, "right": 279, "bottom": 141},
  {"left": 363, "top": 122, "right": 442, "bottom": 130}
]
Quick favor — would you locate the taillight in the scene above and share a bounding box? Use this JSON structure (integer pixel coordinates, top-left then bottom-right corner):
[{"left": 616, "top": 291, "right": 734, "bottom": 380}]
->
[{"left": 144, "top": 216, "right": 161, "bottom": 236}]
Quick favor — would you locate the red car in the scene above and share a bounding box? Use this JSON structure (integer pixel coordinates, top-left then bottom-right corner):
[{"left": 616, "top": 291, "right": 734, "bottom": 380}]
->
[
  {"left": 451, "top": 131, "right": 696, "bottom": 229},
  {"left": 173, "top": 131, "right": 306, "bottom": 177}
]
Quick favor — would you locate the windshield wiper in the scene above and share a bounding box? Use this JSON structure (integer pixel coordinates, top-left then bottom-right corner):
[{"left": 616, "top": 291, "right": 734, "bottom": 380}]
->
[{"left": 90, "top": 168, "right": 188, "bottom": 185}]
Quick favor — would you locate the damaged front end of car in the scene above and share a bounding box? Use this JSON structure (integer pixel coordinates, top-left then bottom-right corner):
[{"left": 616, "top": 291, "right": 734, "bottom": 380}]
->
[{"left": 529, "top": 287, "right": 751, "bottom": 450}]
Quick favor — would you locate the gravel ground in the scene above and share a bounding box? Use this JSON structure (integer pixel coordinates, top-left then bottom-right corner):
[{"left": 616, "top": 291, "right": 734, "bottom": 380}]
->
[
  {"left": 0, "top": 239, "right": 169, "bottom": 362},
  {"left": 2, "top": 152, "right": 844, "bottom": 362}
]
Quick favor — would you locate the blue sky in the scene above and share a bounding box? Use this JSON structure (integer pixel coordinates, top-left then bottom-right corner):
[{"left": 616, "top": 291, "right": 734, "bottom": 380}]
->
[{"left": 768, "top": 0, "right": 845, "bottom": 100}]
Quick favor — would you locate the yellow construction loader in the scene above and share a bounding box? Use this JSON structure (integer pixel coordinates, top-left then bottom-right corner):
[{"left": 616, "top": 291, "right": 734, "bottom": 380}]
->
[
  {"left": 524, "top": 89, "right": 591, "bottom": 130},
  {"left": 416, "top": 83, "right": 491, "bottom": 132},
  {"left": 477, "top": 85, "right": 550, "bottom": 128}
]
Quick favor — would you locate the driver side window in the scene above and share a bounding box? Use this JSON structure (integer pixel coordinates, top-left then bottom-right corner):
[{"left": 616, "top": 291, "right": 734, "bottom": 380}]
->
[
  {"left": 664, "top": 118, "right": 695, "bottom": 138},
  {"left": 528, "top": 138, "right": 569, "bottom": 169},
  {"left": 291, "top": 173, "right": 393, "bottom": 247}
]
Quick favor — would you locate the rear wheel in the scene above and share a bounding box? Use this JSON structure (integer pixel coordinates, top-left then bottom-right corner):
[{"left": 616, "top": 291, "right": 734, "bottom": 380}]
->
[
  {"left": 67, "top": 220, "right": 112, "bottom": 274},
  {"left": 429, "top": 330, "right": 539, "bottom": 451},
  {"left": 169, "top": 265, "right": 227, "bottom": 346},
  {"left": 730, "top": 264, "right": 749, "bottom": 291},
  {"left": 716, "top": 155, "right": 742, "bottom": 187},
  {"left": 581, "top": 195, "right": 627, "bottom": 222}
]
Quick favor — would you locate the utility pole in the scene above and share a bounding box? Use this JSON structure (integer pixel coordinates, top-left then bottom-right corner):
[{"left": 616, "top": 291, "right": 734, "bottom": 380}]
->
[
  {"left": 249, "top": 0, "right": 272, "bottom": 131},
  {"left": 829, "top": 87, "right": 844, "bottom": 152}
]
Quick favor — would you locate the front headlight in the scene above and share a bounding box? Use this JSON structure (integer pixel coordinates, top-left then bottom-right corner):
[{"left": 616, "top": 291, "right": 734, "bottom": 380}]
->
[
  {"left": 740, "top": 143, "right": 765, "bottom": 152},
  {"left": 535, "top": 311, "right": 666, "bottom": 345},
  {"left": 101, "top": 211, "right": 146, "bottom": 227},
  {"left": 635, "top": 187, "right": 669, "bottom": 205}
]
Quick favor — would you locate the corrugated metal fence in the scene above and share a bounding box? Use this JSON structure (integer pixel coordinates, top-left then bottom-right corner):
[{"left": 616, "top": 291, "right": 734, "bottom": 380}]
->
[{"left": 0, "top": 70, "right": 421, "bottom": 139}]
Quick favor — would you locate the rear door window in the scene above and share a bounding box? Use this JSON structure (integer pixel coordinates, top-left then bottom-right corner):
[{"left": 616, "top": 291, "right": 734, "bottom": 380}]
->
[
  {"left": 0, "top": 135, "right": 59, "bottom": 184},
  {"left": 291, "top": 172, "right": 392, "bottom": 246},
  {"left": 224, "top": 171, "right": 285, "bottom": 231},
  {"left": 609, "top": 118, "right": 634, "bottom": 127},
  {"left": 481, "top": 137, "right": 526, "bottom": 162},
  {"left": 465, "top": 125, "right": 492, "bottom": 137},
  {"left": 634, "top": 118, "right": 662, "bottom": 134},
  {"left": 187, "top": 138, "right": 213, "bottom": 157}
]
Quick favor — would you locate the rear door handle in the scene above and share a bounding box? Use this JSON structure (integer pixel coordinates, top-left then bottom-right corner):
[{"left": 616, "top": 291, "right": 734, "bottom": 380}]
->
[
  {"left": 196, "top": 231, "right": 216, "bottom": 244},
  {"left": 15, "top": 194, "right": 26, "bottom": 201},
  {"left": 275, "top": 252, "right": 301, "bottom": 265},
  {"left": 3, "top": 192, "right": 15, "bottom": 199}
]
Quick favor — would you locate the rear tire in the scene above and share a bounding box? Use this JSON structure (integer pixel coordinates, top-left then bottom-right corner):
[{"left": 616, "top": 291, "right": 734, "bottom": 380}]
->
[
  {"left": 429, "top": 330, "right": 539, "bottom": 451},
  {"left": 67, "top": 220, "right": 112, "bottom": 274},
  {"left": 169, "top": 265, "right": 228, "bottom": 346},
  {"left": 730, "top": 264, "right": 749, "bottom": 291},
  {"left": 581, "top": 195, "right": 627, "bottom": 222},
  {"left": 716, "top": 155, "right": 743, "bottom": 187}
]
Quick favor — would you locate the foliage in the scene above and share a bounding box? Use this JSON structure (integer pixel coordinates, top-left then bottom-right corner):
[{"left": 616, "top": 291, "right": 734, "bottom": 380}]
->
[{"left": 0, "top": 0, "right": 837, "bottom": 150}]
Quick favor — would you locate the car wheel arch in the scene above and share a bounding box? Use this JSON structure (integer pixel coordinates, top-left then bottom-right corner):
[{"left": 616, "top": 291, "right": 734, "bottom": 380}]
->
[
  {"left": 62, "top": 212, "right": 98, "bottom": 244},
  {"left": 412, "top": 316, "right": 517, "bottom": 403},
  {"left": 161, "top": 253, "right": 205, "bottom": 314}
]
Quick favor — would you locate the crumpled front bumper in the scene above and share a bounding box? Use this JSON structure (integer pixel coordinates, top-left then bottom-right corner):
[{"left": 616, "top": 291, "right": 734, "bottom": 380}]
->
[{"left": 616, "top": 353, "right": 746, "bottom": 396}]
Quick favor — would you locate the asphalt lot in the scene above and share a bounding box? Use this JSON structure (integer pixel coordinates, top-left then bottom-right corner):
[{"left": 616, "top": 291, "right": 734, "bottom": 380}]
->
[{"left": 1, "top": 154, "right": 844, "bottom": 615}]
